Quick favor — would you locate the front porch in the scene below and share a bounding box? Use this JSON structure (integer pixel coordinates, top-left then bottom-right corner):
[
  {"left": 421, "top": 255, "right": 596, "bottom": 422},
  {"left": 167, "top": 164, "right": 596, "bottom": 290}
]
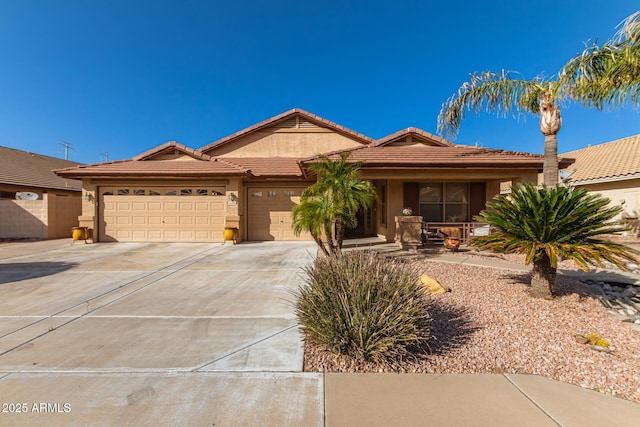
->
[
  {"left": 422, "top": 221, "right": 492, "bottom": 245},
  {"left": 394, "top": 216, "right": 491, "bottom": 250}
]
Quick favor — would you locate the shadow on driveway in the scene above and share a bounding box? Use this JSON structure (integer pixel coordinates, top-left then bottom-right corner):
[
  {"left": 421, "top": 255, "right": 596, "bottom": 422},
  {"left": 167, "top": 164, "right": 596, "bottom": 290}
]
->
[{"left": 0, "top": 262, "right": 77, "bottom": 285}]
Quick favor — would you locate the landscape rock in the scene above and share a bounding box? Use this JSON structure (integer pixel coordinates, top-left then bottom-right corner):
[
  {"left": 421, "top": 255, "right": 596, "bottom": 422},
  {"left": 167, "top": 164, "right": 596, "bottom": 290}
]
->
[
  {"left": 419, "top": 274, "right": 449, "bottom": 294},
  {"left": 592, "top": 345, "right": 612, "bottom": 353}
]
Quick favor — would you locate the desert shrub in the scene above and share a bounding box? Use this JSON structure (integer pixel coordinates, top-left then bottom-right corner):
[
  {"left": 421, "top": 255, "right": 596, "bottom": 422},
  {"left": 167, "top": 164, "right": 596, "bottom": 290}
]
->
[{"left": 294, "top": 251, "right": 430, "bottom": 363}]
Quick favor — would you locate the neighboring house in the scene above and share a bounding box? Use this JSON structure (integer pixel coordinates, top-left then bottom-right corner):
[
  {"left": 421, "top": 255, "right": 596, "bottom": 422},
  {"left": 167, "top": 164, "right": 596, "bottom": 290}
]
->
[
  {"left": 561, "top": 134, "right": 640, "bottom": 236},
  {"left": 0, "top": 146, "right": 82, "bottom": 240},
  {"left": 54, "top": 109, "right": 573, "bottom": 243}
]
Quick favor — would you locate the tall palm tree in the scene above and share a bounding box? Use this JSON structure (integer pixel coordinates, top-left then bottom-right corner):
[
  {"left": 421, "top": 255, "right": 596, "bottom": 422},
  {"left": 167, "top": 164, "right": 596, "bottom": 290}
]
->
[
  {"left": 438, "top": 72, "right": 563, "bottom": 185},
  {"left": 471, "top": 183, "right": 639, "bottom": 298},
  {"left": 562, "top": 11, "right": 639, "bottom": 109},
  {"left": 292, "top": 152, "right": 376, "bottom": 255},
  {"left": 438, "top": 11, "right": 640, "bottom": 187}
]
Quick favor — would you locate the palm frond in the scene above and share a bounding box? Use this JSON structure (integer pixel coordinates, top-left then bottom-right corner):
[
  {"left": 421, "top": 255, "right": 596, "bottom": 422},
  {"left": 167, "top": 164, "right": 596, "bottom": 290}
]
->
[
  {"left": 561, "top": 10, "right": 640, "bottom": 109},
  {"left": 615, "top": 10, "right": 640, "bottom": 44},
  {"left": 437, "top": 70, "right": 547, "bottom": 139}
]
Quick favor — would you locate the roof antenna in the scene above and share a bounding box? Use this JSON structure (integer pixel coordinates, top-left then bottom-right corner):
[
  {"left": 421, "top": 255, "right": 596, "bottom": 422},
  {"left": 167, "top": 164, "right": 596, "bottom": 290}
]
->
[
  {"left": 100, "top": 152, "right": 109, "bottom": 162},
  {"left": 58, "top": 140, "right": 75, "bottom": 160}
]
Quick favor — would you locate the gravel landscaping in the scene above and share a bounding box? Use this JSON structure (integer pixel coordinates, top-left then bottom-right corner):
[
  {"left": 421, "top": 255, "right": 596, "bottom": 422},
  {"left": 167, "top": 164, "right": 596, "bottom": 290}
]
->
[{"left": 303, "top": 240, "right": 640, "bottom": 403}]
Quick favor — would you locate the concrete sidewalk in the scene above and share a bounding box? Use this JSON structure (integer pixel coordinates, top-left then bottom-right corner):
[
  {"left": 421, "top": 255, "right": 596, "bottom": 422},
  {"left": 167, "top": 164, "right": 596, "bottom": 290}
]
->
[{"left": 325, "top": 373, "right": 640, "bottom": 426}]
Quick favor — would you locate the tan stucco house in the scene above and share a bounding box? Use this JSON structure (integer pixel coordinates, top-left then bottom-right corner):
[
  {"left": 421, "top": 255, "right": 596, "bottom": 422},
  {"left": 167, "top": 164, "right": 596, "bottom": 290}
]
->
[
  {"left": 561, "top": 134, "right": 640, "bottom": 236},
  {"left": 0, "top": 146, "right": 82, "bottom": 240},
  {"left": 54, "top": 109, "right": 573, "bottom": 243}
]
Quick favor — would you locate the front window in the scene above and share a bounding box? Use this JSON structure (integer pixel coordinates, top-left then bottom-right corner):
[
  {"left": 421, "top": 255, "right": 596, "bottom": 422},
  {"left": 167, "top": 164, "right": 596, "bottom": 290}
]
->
[{"left": 419, "top": 183, "right": 469, "bottom": 222}]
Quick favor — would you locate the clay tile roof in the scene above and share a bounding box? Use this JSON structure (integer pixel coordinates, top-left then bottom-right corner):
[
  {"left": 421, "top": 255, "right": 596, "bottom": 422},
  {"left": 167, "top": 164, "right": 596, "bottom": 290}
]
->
[
  {"left": 199, "top": 108, "right": 374, "bottom": 153},
  {"left": 561, "top": 135, "right": 640, "bottom": 184},
  {"left": 221, "top": 157, "right": 305, "bottom": 178},
  {"left": 0, "top": 146, "right": 82, "bottom": 191},
  {"left": 54, "top": 158, "right": 248, "bottom": 179},
  {"left": 374, "top": 127, "right": 455, "bottom": 147},
  {"left": 133, "top": 141, "right": 212, "bottom": 161},
  {"left": 301, "top": 144, "right": 574, "bottom": 170}
]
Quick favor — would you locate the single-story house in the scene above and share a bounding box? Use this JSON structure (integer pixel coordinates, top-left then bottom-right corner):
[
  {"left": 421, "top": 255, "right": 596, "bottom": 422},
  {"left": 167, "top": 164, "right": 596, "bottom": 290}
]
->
[
  {"left": 561, "top": 134, "right": 640, "bottom": 236},
  {"left": 0, "top": 146, "right": 82, "bottom": 239},
  {"left": 54, "top": 108, "right": 574, "bottom": 243}
]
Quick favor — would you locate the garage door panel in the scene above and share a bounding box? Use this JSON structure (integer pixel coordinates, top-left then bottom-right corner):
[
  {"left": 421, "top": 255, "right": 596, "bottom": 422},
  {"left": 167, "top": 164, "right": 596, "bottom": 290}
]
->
[
  {"left": 194, "top": 216, "right": 210, "bottom": 225},
  {"left": 163, "top": 216, "right": 178, "bottom": 225},
  {"left": 164, "top": 230, "right": 178, "bottom": 239},
  {"left": 194, "top": 230, "right": 210, "bottom": 239},
  {"left": 132, "top": 216, "right": 147, "bottom": 225},
  {"left": 116, "top": 217, "right": 131, "bottom": 225},
  {"left": 179, "top": 217, "right": 193, "bottom": 225},
  {"left": 131, "top": 230, "right": 147, "bottom": 239},
  {"left": 100, "top": 187, "right": 225, "bottom": 242},
  {"left": 148, "top": 216, "right": 162, "bottom": 225},
  {"left": 148, "top": 230, "right": 162, "bottom": 239}
]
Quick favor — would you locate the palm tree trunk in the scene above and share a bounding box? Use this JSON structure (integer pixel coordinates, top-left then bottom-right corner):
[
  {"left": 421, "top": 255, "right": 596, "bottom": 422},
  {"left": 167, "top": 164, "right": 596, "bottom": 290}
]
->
[
  {"left": 542, "top": 133, "right": 559, "bottom": 187},
  {"left": 539, "top": 102, "right": 562, "bottom": 187},
  {"left": 530, "top": 253, "right": 557, "bottom": 298},
  {"left": 313, "top": 234, "right": 331, "bottom": 257},
  {"left": 335, "top": 217, "right": 346, "bottom": 251}
]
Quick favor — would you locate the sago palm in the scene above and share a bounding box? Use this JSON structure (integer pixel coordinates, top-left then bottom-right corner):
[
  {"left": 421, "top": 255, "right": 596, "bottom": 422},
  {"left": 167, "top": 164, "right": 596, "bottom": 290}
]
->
[
  {"left": 292, "top": 152, "right": 376, "bottom": 255},
  {"left": 470, "top": 183, "right": 639, "bottom": 298}
]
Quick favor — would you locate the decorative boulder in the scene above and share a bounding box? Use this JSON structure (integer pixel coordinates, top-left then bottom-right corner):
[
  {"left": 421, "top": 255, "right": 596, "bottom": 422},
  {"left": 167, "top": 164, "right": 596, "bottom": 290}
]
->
[{"left": 420, "top": 274, "right": 450, "bottom": 294}]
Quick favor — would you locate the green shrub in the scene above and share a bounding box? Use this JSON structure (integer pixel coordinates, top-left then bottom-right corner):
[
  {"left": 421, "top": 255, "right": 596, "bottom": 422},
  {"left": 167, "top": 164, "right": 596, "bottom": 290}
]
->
[{"left": 294, "top": 251, "right": 431, "bottom": 363}]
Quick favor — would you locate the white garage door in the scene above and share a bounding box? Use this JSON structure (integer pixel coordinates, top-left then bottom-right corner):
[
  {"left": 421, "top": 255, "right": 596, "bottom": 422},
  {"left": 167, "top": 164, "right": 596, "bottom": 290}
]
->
[
  {"left": 247, "top": 186, "right": 311, "bottom": 241},
  {"left": 99, "top": 186, "right": 226, "bottom": 242}
]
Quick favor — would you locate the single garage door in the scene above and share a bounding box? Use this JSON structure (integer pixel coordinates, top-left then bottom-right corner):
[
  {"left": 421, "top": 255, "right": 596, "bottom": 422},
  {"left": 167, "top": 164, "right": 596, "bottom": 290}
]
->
[
  {"left": 247, "top": 186, "right": 311, "bottom": 241},
  {"left": 99, "top": 186, "right": 226, "bottom": 242}
]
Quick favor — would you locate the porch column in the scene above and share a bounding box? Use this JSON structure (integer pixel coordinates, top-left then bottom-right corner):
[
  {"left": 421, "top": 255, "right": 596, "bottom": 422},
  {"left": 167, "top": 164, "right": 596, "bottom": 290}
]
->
[{"left": 395, "top": 215, "right": 423, "bottom": 250}]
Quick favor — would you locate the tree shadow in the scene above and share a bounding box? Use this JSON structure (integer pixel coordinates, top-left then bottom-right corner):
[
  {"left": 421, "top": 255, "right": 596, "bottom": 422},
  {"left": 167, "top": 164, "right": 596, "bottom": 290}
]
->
[
  {"left": 409, "top": 300, "right": 480, "bottom": 356},
  {"left": 0, "top": 262, "right": 77, "bottom": 285},
  {"left": 503, "top": 272, "right": 531, "bottom": 286},
  {"left": 501, "top": 271, "right": 612, "bottom": 299}
]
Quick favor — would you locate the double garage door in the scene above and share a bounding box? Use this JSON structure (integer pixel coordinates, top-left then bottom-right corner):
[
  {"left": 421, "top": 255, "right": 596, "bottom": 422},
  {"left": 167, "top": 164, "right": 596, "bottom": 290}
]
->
[{"left": 99, "top": 186, "right": 226, "bottom": 242}]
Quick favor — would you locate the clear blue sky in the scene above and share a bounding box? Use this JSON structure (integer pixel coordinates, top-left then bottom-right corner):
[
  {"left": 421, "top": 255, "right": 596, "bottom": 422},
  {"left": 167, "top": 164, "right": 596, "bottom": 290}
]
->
[{"left": 1, "top": 1, "right": 638, "bottom": 164}]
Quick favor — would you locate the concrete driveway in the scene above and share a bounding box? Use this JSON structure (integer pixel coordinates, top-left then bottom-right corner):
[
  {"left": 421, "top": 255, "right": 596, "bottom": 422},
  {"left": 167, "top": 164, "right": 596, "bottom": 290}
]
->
[{"left": 0, "top": 240, "right": 322, "bottom": 426}]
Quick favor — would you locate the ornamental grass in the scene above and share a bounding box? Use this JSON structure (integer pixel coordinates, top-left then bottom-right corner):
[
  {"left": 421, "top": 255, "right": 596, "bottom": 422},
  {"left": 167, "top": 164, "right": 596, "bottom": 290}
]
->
[{"left": 294, "top": 251, "right": 431, "bottom": 363}]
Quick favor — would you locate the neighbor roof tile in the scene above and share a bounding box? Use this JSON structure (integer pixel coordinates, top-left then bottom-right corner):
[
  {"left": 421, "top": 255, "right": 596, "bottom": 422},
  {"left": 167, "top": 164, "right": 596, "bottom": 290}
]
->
[
  {"left": 0, "top": 146, "right": 82, "bottom": 191},
  {"left": 561, "top": 135, "right": 640, "bottom": 183}
]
